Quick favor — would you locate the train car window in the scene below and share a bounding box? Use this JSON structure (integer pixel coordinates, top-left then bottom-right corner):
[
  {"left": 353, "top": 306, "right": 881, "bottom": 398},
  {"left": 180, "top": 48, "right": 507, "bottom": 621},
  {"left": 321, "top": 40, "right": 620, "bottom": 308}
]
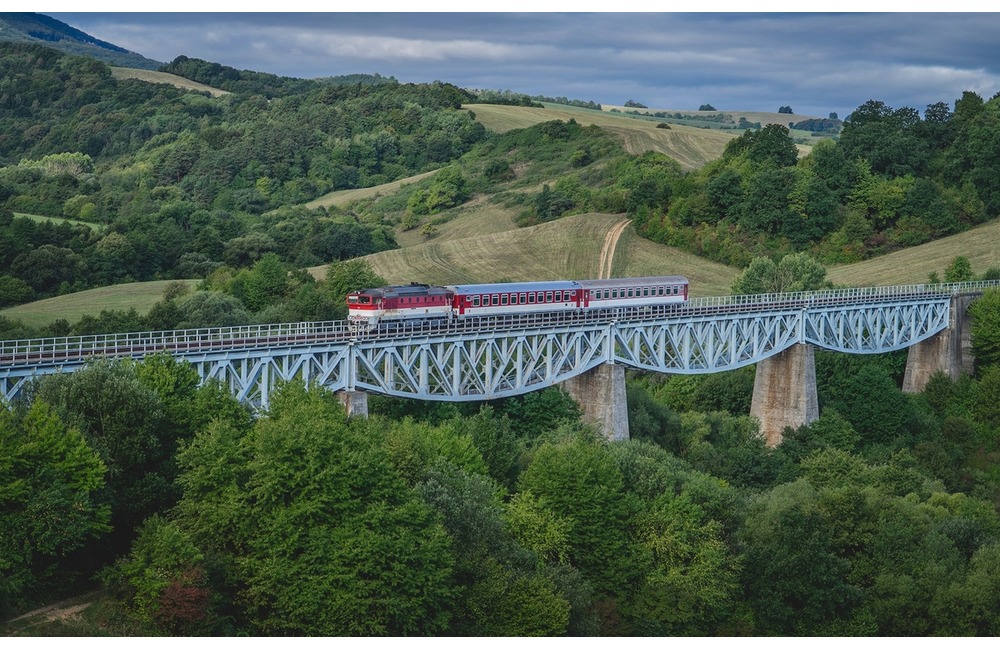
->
[
  {"left": 472, "top": 296, "right": 480, "bottom": 307},
  {"left": 492, "top": 295, "right": 499, "bottom": 306},
  {"left": 672, "top": 286, "right": 678, "bottom": 294},
  {"left": 528, "top": 293, "right": 535, "bottom": 304},
  {"left": 501, "top": 294, "right": 509, "bottom": 306},
  {"left": 545, "top": 292, "right": 553, "bottom": 302},
  {"left": 519, "top": 293, "right": 527, "bottom": 304}
]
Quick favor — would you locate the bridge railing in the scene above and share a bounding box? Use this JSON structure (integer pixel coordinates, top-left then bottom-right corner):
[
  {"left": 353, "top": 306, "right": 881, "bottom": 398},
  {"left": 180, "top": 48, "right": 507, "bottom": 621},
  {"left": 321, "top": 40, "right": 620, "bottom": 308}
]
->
[
  {"left": 2, "top": 280, "right": 998, "bottom": 368},
  {"left": 687, "top": 280, "right": 1000, "bottom": 311},
  {"left": 0, "top": 320, "right": 352, "bottom": 368}
]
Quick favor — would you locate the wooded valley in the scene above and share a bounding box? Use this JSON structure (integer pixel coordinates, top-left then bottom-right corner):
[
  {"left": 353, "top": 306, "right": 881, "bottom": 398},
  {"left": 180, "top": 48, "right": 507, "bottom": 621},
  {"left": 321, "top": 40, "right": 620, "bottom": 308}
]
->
[{"left": 5, "top": 39, "right": 1000, "bottom": 636}]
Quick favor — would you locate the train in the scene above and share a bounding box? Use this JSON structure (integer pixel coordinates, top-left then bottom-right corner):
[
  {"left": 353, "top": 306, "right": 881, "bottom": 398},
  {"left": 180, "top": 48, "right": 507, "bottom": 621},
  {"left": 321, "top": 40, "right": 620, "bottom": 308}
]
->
[{"left": 346, "top": 275, "right": 689, "bottom": 327}]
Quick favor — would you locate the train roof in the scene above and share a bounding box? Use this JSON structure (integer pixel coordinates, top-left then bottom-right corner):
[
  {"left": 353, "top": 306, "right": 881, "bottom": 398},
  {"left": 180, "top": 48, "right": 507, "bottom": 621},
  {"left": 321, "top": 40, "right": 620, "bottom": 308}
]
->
[
  {"left": 576, "top": 276, "right": 688, "bottom": 289},
  {"left": 355, "top": 284, "right": 451, "bottom": 298},
  {"left": 448, "top": 280, "right": 578, "bottom": 295},
  {"left": 351, "top": 276, "right": 690, "bottom": 298}
]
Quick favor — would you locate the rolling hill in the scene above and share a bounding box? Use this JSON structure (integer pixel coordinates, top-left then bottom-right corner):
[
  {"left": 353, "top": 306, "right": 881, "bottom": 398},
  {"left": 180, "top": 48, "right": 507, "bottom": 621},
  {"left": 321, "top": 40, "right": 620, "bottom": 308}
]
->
[
  {"left": 465, "top": 103, "right": 740, "bottom": 171},
  {"left": 109, "top": 67, "right": 230, "bottom": 97},
  {"left": 0, "top": 280, "right": 200, "bottom": 329},
  {"left": 0, "top": 12, "right": 162, "bottom": 69},
  {"left": 10, "top": 205, "right": 1000, "bottom": 329},
  {"left": 464, "top": 103, "right": 813, "bottom": 169}
]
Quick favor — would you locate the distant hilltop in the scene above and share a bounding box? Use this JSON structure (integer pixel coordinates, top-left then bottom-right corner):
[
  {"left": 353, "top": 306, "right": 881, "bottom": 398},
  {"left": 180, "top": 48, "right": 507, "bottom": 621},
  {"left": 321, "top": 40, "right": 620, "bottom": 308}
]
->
[{"left": 0, "top": 12, "right": 163, "bottom": 70}]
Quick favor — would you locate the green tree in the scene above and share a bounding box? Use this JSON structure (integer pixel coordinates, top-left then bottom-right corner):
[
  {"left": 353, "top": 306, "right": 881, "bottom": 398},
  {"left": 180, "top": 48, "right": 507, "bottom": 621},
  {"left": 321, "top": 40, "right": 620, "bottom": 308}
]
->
[
  {"left": 230, "top": 252, "right": 289, "bottom": 312},
  {"left": 462, "top": 561, "right": 571, "bottom": 636},
  {"left": 490, "top": 386, "right": 583, "bottom": 440},
  {"left": 740, "top": 480, "right": 861, "bottom": 634},
  {"left": 731, "top": 252, "right": 830, "bottom": 295},
  {"left": 174, "top": 291, "right": 252, "bottom": 329},
  {"left": 705, "top": 168, "right": 744, "bottom": 220},
  {"left": 839, "top": 100, "right": 929, "bottom": 177},
  {"left": 450, "top": 406, "right": 522, "bottom": 489},
  {"left": 944, "top": 255, "right": 974, "bottom": 282},
  {"left": 10, "top": 244, "right": 88, "bottom": 295},
  {"left": 821, "top": 363, "right": 915, "bottom": 448},
  {"left": 517, "top": 437, "right": 637, "bottom": 604},
  {"left": 101, "top": 515, "right": 210, "bottom": 634},
  {"left": 175, "top": 382, "right": 457, "bottom": 635},
  {"left": 0, "top": 401, "right": 109, "bottom": 617},
  {"left": 969, "top": 288, "right": 1000, "bottom": 369},
  {"left": 324, "top": 258, "right": 387, "bottom": 320},
  {"left": 628, "top": 494, "right": 741, "bottom": 635},
  {"left": 0, "top": 274, "right": 34, "bottom": 307},
  {"left": 33, "top": 359, "right": 172, "bottom": 556},
  {"left": 735, "top": 167, "right": 796, "bottom": 234}
]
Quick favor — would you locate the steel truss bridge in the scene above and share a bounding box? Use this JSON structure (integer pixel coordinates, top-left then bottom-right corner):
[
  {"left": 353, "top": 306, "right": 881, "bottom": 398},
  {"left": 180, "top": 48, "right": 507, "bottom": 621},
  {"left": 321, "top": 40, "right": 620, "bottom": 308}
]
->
[{"left": 1, "top": 282, "right": 996, "bottom": 411}]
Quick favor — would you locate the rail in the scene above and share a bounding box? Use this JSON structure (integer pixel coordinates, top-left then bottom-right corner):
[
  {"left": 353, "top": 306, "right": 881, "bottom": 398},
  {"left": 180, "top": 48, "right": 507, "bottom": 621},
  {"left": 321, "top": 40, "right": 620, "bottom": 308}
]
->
[{"left": 1, "top": 280, "right": 996, "bottom": 369}]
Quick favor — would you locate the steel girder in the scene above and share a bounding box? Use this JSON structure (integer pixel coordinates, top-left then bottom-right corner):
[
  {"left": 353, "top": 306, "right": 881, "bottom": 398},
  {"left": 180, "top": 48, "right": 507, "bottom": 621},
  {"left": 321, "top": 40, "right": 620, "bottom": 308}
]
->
[
  {"left": 612, "top": 298, "right": 951, "bottom": 374},
  {"left": 613, "top": 310, "right": 803, "bottom": 373},
  {"left": 802, "top": 300, "right": 951, "bottom": 353},
  {"left": 351, "top": 325, "right": 611, "bottom": 400},
  {"left": 0, "top": 297, "right": 953, "bottom": 408}
]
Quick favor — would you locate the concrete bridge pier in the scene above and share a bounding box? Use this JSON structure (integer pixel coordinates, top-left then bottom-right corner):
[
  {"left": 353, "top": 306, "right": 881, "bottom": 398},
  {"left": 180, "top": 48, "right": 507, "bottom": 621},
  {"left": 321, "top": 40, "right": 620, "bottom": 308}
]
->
[
  {"left": 561, "top": 363, "right": 630, "bottom": 441},
  {"left": 902, "top": 295, "right": 975, "bottom": 393},
  {"left": 338, "top": 390, "right": 369, "bottom": 418},
  {"left": 750, "top": 343, "right": 819, "bottom": 447}
]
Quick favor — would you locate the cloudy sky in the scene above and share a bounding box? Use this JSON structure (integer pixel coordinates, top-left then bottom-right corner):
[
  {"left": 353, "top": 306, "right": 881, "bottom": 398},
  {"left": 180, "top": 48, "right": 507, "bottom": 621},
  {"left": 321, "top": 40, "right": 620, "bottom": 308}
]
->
[{"left": 40, "top": 8, "right": 1000, "bottom": 119}]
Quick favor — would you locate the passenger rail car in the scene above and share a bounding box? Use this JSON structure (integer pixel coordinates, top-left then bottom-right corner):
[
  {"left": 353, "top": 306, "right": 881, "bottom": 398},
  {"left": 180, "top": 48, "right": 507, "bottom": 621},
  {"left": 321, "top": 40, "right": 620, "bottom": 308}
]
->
[{"left": 347, "top": 276, "right": 689, "bottom": 327}]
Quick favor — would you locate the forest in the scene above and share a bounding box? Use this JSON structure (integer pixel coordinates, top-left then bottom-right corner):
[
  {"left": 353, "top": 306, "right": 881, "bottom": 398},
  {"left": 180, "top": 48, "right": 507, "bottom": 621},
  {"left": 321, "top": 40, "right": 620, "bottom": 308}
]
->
[{"left": 4, "top": 39, "right": 1000, "bottom": 635}]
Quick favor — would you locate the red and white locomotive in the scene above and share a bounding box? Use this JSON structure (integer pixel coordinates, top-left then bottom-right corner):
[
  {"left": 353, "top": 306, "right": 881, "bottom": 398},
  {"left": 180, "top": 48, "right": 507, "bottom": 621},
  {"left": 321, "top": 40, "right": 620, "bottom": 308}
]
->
[{"left": 346, "top": 275, "right": 689, "bottom": 327}]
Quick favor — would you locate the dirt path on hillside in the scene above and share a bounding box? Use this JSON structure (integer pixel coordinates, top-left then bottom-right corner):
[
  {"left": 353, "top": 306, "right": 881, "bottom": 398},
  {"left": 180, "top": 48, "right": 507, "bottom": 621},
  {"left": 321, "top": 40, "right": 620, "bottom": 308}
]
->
[
  {"left": 4, "top": 590, "right": 101, "bottom": 632},
  {"left": 598, "top": 219, "right": 631, "bottom": 279}
]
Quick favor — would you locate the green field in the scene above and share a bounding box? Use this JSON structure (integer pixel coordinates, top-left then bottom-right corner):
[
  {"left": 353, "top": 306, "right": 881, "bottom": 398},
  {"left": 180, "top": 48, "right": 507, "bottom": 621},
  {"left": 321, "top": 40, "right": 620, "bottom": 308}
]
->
[
  {"left": 0, "top": 280, "right": 200, "bottom": 330},
  {"left": 5, "top": 96, "right": 996, "bottom": 330},
  {"left": 110, "top": 67, "right": 229, "bottom": 97},
  {"left": 464, "top": 104, "right": 813, "bottom": 170},
  {"left": 304, "top": 170, "right": 441, "bottom": 210},
  {"left": 827, "top": 219, "right": 1000, "bottom": 287},
  {"left": 464, "top": 104, "right": 741, "bottom": 171},
  {"left": 14, "top": 212, "right": 104, "bottom": 231},
  {"left": 12, "top": 211, "right": 1000, "bottom": 331},
  {"left": 310, "top": 213, "right": 739, "bottom": 297}
]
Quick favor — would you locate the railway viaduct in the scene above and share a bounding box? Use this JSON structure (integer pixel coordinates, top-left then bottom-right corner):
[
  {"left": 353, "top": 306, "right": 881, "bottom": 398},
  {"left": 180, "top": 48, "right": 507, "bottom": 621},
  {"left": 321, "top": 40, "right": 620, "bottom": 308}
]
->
[
  {"left": 566, "top": 291, "right": 977, "bottom": 446},
  {"left": 0, "top": 283, "right": 992, "bottom": 447}
]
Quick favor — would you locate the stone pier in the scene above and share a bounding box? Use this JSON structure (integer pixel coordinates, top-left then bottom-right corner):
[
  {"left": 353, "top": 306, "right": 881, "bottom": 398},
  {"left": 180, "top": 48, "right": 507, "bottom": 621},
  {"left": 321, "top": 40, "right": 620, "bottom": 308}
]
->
[
  {"left": 338, "top": 390, "right": 369, "bottom": 418},
  {"left": 750, "top": 343, "right": 819, "bottom": 447},
  {"left": 902, "top": 294, "right": 975, "bottom": 393},
  {"left": 561, "top": 363, "right": 630, "bottom": 441}
]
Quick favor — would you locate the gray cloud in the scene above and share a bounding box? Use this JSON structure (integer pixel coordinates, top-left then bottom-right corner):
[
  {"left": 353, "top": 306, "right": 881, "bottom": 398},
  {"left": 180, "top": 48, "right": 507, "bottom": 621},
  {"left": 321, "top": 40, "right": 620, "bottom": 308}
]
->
[{"left": 47, "top": 12, "right": 1000, "bottom": 119}]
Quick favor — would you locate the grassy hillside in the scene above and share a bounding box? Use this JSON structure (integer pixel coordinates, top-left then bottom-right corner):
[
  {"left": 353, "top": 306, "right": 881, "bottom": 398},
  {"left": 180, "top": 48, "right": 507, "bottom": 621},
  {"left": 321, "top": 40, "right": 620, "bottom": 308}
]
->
[
  {"left": 1, "top": 280, "right": 199, "bottom": 330},
  {"left": 10, "top": 215, "right": 1000, "bottom": 331},
  {"left": 110, "top": 66, "right": 229, "bottom": 97},
  {"left": 464, "top": 104, "right": 739, "bottom": 171},
  {"left": 827, "top": 219, "right": 1000, "bottom": 287},
  {"left": 14, "top": 212, "right": 103, "bottom": 231},
  {"left": 305, "top": 170, "right": 440, "bottom": 210},
  {"left": 601, "top": 105, "right": 821, "bottom": 127},
  {"left": 311, "top": 213, "right": 739, "bottom": 297},
  {"left": 464, "top": 103, "right": 812, "bottom": 169}
]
